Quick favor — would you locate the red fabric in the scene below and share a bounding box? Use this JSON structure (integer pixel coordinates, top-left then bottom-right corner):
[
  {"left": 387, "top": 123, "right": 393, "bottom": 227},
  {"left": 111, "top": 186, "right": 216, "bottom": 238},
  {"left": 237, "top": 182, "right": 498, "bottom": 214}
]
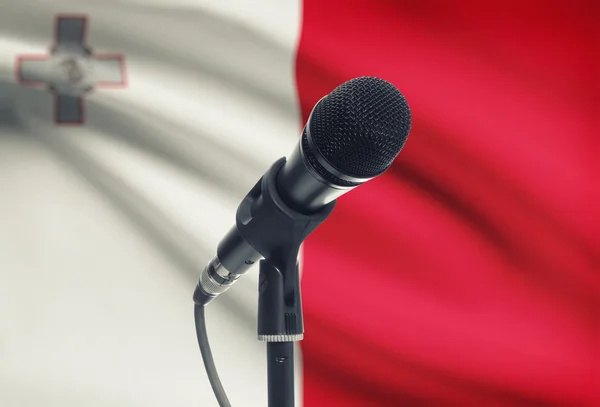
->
[{"left": 296, "top": 1, "right": 599, "bottom": 406}]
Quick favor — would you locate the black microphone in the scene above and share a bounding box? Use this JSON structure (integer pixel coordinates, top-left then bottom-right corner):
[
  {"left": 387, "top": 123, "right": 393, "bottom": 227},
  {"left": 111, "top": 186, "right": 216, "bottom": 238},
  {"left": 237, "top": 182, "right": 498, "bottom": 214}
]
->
[{"left": 194, "top": 77, "right": 411, "bottom": 305}]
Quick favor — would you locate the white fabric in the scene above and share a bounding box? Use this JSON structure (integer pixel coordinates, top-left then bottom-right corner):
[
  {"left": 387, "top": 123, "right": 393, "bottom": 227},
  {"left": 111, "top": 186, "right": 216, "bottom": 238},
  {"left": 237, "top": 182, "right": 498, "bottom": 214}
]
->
[{"left": 0, "top": 1, "right": 302, "bottom": 406}]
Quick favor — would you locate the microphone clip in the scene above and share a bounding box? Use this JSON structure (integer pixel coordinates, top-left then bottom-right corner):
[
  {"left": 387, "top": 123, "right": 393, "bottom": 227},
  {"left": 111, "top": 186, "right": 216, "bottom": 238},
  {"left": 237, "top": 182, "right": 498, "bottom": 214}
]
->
[{"left": 235, "top": 157, "right": 335, "bottom": 341}]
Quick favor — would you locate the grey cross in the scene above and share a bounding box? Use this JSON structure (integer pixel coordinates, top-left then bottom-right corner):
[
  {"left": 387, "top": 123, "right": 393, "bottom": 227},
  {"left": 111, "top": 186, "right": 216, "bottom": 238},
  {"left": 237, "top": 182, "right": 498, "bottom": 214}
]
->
[{"left": 16, "top": 15, "right": 126, "bottom": 124}]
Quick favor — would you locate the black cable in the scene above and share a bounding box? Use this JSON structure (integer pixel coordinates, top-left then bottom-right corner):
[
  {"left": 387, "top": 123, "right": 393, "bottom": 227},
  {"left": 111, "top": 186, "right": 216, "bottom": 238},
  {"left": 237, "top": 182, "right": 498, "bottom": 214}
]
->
[{"left": 194, "top": 304, "right": 232, "bottom": 407}]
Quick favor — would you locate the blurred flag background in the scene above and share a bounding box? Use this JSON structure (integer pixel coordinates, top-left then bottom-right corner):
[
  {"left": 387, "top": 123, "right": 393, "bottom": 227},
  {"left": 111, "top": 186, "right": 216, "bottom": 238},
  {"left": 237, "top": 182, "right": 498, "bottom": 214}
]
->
[{"left": 0, "top": 1, "right": 597, "bottom": 406}]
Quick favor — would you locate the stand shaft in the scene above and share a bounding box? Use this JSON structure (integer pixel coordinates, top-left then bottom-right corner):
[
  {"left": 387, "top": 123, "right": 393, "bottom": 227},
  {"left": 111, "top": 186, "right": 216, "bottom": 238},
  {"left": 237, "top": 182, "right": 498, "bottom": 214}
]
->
[{"left": 267, "top": 342, "right": 295, "bottom": 407}]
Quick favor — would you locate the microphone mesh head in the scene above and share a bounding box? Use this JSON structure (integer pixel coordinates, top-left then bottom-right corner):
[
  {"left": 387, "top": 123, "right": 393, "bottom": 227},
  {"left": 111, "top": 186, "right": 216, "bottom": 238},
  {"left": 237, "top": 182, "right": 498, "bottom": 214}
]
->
[{"left": 308, "top": 77, "right": 411, "bottom": 182}]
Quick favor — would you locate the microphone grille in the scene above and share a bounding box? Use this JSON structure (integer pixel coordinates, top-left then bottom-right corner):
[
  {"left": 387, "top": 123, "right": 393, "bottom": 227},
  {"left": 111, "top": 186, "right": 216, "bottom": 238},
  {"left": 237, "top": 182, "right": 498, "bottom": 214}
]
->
[{"left": 309, "top": 77, "right": 412, "bottom": 179}]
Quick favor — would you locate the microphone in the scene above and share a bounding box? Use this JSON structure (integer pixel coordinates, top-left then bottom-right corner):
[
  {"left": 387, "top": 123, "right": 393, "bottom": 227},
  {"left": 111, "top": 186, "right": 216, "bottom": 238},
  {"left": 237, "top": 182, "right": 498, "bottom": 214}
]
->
[{"left": 194, "top": 77, "right": 412, "bottom": 305}]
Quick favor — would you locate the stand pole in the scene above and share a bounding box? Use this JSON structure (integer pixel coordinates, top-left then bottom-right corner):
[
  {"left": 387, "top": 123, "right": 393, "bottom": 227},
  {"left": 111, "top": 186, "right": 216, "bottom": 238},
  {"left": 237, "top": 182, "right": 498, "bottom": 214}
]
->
[
  {"left": 257, "top": 259, "right": 302, "bottom": 407},
  {"left": 267, "top": 342, "right": 295, "bottom": 407}
]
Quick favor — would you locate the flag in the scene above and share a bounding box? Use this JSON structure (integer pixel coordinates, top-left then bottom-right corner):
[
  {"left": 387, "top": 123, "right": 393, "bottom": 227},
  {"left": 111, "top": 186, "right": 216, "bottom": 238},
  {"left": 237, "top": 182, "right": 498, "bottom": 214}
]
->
[
  {"left": 0, "top": 1, "right": 596, "bottom": 406},
  {"left": 299, "top": 2, "right": 598, "bottom": 406}
]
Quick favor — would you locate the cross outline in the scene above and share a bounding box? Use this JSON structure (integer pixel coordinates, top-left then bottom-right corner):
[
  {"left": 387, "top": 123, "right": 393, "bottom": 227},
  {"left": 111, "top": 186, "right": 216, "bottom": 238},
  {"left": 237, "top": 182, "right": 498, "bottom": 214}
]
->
[{"left": 15, "top": 14, "right": 128, "bottom": 125}]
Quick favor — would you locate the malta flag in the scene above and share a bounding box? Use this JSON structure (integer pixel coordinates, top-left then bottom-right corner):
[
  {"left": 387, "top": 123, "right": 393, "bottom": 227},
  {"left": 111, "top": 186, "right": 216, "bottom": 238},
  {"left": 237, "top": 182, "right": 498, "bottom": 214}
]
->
[{"left": 0, "top": 1, "right": 596, "bottom": 407}]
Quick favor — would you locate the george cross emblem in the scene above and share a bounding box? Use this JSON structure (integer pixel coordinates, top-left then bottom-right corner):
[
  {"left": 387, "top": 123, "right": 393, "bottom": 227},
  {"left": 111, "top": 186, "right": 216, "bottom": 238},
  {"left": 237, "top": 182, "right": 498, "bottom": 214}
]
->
[{"left": 16, "top": 15, "right": 127, "bottom": 125}]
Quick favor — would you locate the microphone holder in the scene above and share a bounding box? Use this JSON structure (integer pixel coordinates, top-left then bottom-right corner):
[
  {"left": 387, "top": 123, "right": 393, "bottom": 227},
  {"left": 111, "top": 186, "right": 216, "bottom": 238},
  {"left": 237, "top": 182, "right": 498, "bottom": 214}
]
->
[{"left": 234, "top": 158, "right": 335, "bottom": 407}]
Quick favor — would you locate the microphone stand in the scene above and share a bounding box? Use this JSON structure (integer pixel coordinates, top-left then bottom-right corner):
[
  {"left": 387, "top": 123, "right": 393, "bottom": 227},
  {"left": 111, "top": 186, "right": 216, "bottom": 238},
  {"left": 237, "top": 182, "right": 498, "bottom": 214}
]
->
[
  {"left": 259, "top": 261, "right": 300, "bottom": 407},
  {"left": 234, "top": 158, "right": 335, "bottom": 407}
]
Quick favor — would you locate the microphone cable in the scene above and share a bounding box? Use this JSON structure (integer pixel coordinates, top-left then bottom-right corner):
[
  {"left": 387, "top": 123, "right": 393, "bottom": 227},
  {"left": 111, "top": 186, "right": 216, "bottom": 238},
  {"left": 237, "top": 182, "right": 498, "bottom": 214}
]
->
[{"left": 194, "top": 304, "right": 232, "bottom": 407}]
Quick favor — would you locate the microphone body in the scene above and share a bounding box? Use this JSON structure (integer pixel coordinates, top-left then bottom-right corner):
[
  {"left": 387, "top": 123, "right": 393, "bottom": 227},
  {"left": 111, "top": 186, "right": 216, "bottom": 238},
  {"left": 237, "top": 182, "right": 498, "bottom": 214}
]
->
[
  {"left": 194, "top": 112, "right": 358, "bottom": 303},
  {"left": 194, "top": 77, "right": 412, "bottom": 305}
]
